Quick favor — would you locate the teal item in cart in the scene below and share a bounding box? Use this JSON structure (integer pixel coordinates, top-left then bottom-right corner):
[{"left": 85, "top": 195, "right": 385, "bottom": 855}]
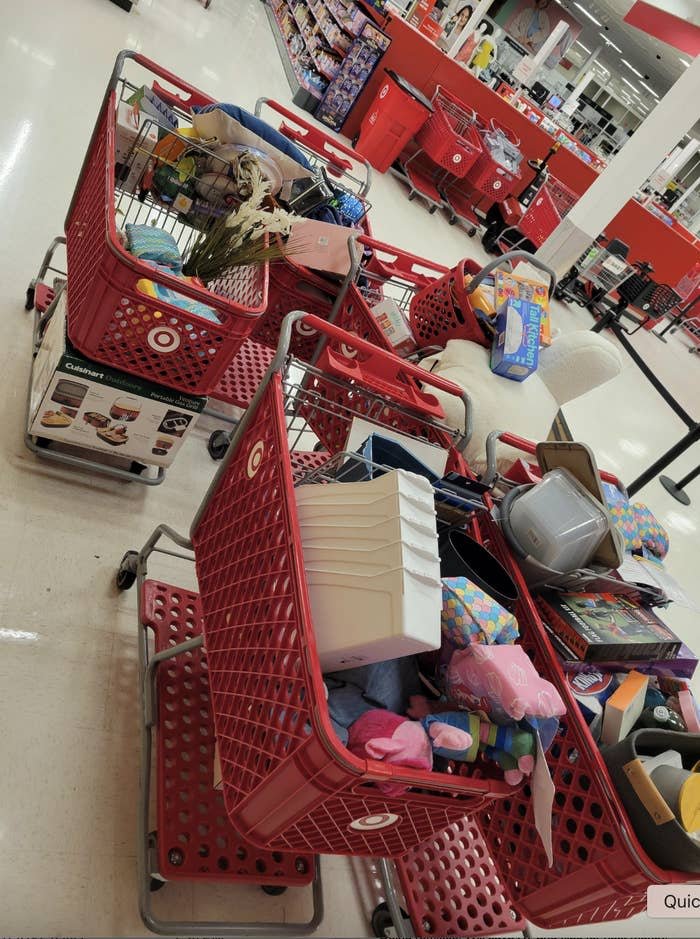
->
[
  {"left": 441, "top": 576, "right": 519, "bottom": 646},
  {"left": 126, "top": 223, "right": 182, "bottom": 273}
]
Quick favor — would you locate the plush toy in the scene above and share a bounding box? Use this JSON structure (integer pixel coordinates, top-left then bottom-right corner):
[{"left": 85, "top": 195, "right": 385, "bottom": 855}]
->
[
  {"left": 346, "top": 710, "right": 433, "bottom": 796},
  {"left": 421, "top": 711, "right": 536, "bottom": 784},
  {"left": 446, "top": 644, "right": 565, "bottom": 723}
]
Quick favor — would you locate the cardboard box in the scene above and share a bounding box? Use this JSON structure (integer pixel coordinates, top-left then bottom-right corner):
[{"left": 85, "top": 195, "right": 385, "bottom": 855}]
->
[
  {"left": 115, "top": 101, "right": 159, "bottom": 193},
  {"left": 29, "top": 294, "right": 204, "bottom": 467},
  {"left": 490, "top": 298, "right": 541, "bottom": 381},
  {"left": 369, "top": 297, "right": 416, "bottom": 356}
]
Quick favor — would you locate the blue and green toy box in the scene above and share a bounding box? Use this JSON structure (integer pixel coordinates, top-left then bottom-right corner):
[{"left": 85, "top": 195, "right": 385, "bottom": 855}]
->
[{"left": 490, "top": 298, "right": 541, "bottom": 382}]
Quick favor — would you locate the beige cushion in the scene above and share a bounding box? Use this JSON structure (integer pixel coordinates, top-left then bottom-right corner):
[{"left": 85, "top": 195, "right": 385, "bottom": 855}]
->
[{"left": 422, "top": 341, "right": 559, "bottom": 474}]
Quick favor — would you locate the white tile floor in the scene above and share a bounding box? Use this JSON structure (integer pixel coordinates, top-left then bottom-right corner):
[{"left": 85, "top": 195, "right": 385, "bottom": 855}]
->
[{"left": 0, "top": 0, "right": 698, "bottom": 936}]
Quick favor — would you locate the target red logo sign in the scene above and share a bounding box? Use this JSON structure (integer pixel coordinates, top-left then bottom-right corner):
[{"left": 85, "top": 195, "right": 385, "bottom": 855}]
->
[
  {"left": 379, "top": 84, "right": 389, "bottom": 99},
  {"left": 246, "top": 440, "right": 265, "bottom": 478},
  {"left": 295, "top": 320, "right": 318, "bottom": 337},
  {"left": 453, "top": 153, "right": 463, "bottom": 164},
  {"left": 349, "top": 812, "right": 401, "bottom": 832},
  {"left": 147, "top": 325, "right": 181, "bottom": 353}
]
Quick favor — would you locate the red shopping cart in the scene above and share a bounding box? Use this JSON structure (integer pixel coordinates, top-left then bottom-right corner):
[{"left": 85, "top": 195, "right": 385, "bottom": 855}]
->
[
  {"left": 65, "top": 51, "right": 269, "bottom": 396},
  {"left": 132, "top": 312, "right": 516, "bottom": 860},
  {"left": 64, "top": 51, "right": 374, "bottom": 396},
  {"left": 497, "top": 175, "right": 577, "bottom": 252},
  {"left": 439, "top": 118, "right": 524, "bottom": 235},
  {"left": 402, "top": 87, "right": 483, "bottom": 214}
]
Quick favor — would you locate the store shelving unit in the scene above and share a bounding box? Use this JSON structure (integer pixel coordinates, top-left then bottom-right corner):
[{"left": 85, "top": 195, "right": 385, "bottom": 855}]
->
[{"left": 265, "top": 0, "right": 369, "bottom": 112}]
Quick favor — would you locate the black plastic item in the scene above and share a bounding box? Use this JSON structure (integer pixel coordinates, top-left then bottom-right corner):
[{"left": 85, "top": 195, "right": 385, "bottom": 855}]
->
[
  {"left": 603, "top": 728, "right": 700, "bottom": 874},
  {"left": 384, "top": 70, "right": 434, "bottom": 113},
  {"left": 439, "top": 529, "right": 519, "bottom": 610}
]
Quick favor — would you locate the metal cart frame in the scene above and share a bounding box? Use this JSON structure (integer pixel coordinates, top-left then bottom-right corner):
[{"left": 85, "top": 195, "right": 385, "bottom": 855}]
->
[{"left": 23, "top": 237, "right": 166, "bottom": 486}]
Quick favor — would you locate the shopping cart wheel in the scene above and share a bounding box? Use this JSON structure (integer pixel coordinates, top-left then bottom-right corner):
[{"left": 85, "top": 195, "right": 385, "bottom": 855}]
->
[
  {"left": 116, "top": 551, "right": 139, "bottom": 591},
  {"left": 25, "top": 285, "right": 35, "bottom": 311},
  {"left": 371, "top": 901, "right": 409, "bottom": 938},
  {"left": 207, "top": 430, "right": 230, "bottom": 461},
  {"left": 428, "top": 205, "right": 437, "bottom": 214},
  {"left": 149, "top": 877, "right": 166, "bottom": 893},
  {"left": 407, "top": 191, "right": 416, "bottom": 201},
  {"left": 261, "top": 884, "right": 287, "bottom": 896},
  {"left": 467, "top": 226, "right": 477, "bottom": 237}
]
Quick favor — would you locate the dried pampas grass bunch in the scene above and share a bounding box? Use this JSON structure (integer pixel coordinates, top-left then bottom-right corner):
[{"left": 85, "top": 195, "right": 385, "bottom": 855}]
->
[{"left": 183, "top": 159, "right": 303, "bottom": 281}]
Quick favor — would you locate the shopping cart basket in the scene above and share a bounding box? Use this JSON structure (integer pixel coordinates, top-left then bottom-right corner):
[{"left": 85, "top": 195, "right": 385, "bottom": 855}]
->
[
  {"left": 498, "top": 176, "right": 578, "bottom": 251},
  {"left": 130, "top": 312, "right": 519, "bottom": 861},
  {"left": 65, "top": 50, "right": 272, "bottom": 395},
  {"left": 465, "top": 119, "right": 523, "bottom": 204},
  {"left": 204, "top": 236, "right": 451, "bottom": 456},
  {"left": 402, "top": 87, "right": 483, "bottom": 214},
  {"left": 467, "top": 432, "right": 699, "bottom": 930},
  {"left": 409, "top": 250, "right": 556, "bottom": 351}
]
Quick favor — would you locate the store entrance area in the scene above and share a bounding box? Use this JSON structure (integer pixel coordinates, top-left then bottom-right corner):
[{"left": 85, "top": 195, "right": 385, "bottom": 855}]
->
[{"left": 0, "top": 1, "right": 698, "bottom": 937}]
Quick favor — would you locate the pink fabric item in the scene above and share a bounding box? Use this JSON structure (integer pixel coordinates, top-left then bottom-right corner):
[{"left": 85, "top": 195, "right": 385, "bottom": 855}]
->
[
  {"left": 426, "top": 723, "right": 473, "bottom": 752},
  {"left": 447, "top": 644, "right": 566, "bottom": 722},
  {"left": 347, "top": 710, "right": 433, "bottom": 795}
]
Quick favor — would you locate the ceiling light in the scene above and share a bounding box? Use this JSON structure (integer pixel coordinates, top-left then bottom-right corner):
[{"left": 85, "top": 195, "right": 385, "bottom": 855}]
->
[
  {"left": 574, "top": 2, "right": 602, "bottom": 25},
  {"left": 574, "top": 40, "right": 592, "bottom": 54},
  {"left": 639, "top": 81, "right": 658, "bottom": 98},
  {"left": 679, "top": 57, "right": 691, "bottom": 67},
  {"left": 621, "top": 59, "right": 644, "bottom": 78},
  {"left": 600, "top": 33, "right": 622, "bottom": 53},
  {"left": 622, "top": 77, "right": 639, "bottom": 92}
]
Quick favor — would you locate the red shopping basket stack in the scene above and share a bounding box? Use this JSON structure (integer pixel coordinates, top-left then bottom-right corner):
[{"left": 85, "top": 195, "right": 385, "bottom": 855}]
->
[
  {"left": 65, "top": 87, "right": 268, "bottom": 396},
  {"left": 190, "top": 315, "right": 513, "bottom": 859}
]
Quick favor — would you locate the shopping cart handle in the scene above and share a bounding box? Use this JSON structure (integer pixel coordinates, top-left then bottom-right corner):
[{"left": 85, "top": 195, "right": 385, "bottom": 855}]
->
[
  {"left": 254, "top": 97, "right": 372, "bottom": 196},
  {"left": 358, "top": 236, "right": 450, "bottom": 280},
  {"left": 151, "top": 78, "right": 213, "bottom": 112},
  {"left": 110, "top": 51, "right": 215, "bottom": 111},
  {"left": 483, "top": 430, "right": 623, "bottom": 489}
]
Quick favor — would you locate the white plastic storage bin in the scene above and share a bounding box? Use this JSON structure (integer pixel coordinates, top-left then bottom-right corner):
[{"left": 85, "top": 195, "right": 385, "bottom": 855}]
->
[
  {"left": 295, "top": 470, "right": 441, "bottom": 671},
  {"left": 508, "top": 467, "right": 610, "bottom": 572}
]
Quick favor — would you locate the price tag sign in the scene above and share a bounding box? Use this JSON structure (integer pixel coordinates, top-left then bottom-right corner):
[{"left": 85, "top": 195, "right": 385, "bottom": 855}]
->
[{"left": 601, "top": 255, "right": 628, "bottom": 275}]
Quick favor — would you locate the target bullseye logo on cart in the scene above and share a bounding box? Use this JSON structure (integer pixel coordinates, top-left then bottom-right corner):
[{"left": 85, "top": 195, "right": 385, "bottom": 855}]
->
[
  {"left": 246, "top": 440, "right": 265, "bottom": 478},
  {"left": 492, "top": 179, "right": 502, "bottom": 190},
  {"left": 147, "top": 325, "right": 181, "bottom": 353},
  {"left": 380, "top": 84, "right": 389, "bottom": 99},
  {"left": 349, "top": 812, "right": 401, "bottom": 832},
  {"left": 295, "top": 320, "right": 318, "bottom": 337},
  {"left": 452, "top": 153, "right": 463, "bottom": 164}
]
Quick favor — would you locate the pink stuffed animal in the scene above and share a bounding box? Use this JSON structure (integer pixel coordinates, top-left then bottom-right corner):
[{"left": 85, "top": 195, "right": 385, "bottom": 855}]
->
[
  {"left": 347, "top": 710, "right": 433, "bottom": 796},
  {"left": 447, "top": 645, "right": 565, "bottom": 723}
]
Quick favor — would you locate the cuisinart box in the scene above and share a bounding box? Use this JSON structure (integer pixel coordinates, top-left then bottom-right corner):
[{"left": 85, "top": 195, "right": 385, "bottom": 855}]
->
[{"left": 29, "top": 293, "right": 205, "bottom": 466}]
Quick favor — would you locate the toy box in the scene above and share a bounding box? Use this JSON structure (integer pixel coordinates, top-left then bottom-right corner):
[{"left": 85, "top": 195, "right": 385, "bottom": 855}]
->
[
  {"left": 490, "top": 298, "right": 541, "bottom": 381},
  {"left": 29, "top": 294, "right": 204, "bottom": 467}
]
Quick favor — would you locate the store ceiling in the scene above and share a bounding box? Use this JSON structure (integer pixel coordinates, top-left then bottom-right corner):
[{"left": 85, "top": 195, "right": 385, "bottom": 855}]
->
[{"left": 552, "top": 0, "right": 695, "bottom": 120}]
